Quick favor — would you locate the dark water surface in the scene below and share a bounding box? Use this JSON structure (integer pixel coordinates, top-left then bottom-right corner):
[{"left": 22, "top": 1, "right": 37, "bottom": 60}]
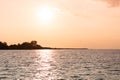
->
[{"left": 0, "top": 49, "right": 120, "bottom": 80}]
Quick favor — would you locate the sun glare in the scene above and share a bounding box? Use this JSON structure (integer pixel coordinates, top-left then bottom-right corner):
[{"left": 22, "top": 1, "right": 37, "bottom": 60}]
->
[{"left": 36, "top": 5, "right": 59, "bottom": 24}]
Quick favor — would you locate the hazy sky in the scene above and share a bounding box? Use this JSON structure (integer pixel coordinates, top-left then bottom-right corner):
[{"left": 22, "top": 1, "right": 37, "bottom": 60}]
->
[{"left": 0, "top": 0, "right": 120, "bottom": 49}]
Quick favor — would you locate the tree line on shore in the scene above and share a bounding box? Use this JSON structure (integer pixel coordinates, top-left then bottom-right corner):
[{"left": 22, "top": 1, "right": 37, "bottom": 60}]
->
[{"left": 0, "top": 41, "right": 51, "bottom": 49}]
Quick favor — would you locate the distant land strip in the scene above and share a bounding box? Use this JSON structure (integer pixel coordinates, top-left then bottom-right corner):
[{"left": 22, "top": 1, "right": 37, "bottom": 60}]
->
[
  {"left": 51, "top": 48, "right": 88, "bottom": 50},
  {"left": 0, "top": 41, "right": 88, "bottom": 50}
]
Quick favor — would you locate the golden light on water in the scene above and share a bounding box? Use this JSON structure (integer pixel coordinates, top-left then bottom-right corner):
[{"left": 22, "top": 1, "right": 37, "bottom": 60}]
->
[
  {"left": 35, "top": 50, "right": 55, "bottom": 79},
  {"left": 39, "top": 50, "right": 53, "bottom": 63}
]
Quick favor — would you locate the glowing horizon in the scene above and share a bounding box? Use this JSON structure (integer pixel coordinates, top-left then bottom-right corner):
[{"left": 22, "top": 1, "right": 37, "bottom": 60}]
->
[{"left": 0, "top": 0, "right": 120, "bottom": 49}]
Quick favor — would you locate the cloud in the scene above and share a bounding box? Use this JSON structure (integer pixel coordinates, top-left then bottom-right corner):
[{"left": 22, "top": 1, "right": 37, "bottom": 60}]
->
[{"left": 98, "top": 0, "right": 120, "bottom": 7}]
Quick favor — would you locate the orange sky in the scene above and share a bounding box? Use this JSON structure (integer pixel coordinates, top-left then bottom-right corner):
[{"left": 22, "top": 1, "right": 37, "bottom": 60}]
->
[{"left": 0, "top": 0, "right": 120, "bottom": 49}]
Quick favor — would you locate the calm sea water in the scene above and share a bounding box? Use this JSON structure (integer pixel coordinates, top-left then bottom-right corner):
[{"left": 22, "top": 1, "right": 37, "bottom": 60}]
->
[{"left": 0, "top": 49, "right": 120, "bottom": 80}]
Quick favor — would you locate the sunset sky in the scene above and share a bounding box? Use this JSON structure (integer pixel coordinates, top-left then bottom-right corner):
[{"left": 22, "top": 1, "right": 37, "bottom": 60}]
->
[{"left": 0, "top": 0, "right": 120, "bottom": 49}]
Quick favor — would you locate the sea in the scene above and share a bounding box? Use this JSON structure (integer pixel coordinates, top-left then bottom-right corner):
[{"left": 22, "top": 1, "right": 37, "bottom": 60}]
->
[{"left": 0, "top": 49, "right": 120, "bottom": 80}]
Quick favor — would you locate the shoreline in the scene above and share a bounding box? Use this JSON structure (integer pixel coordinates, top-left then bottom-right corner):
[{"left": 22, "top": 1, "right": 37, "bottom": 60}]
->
[{"left": 0, "top": 48, "right": 88, "bottom": 50}]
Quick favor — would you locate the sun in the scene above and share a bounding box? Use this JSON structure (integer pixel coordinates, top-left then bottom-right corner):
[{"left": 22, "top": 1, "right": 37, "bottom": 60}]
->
[{"left": 36, "top": 6, "right": 57, "bottom": 24}]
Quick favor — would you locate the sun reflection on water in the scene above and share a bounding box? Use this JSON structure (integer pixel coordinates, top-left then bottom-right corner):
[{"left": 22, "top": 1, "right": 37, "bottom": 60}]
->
[
  {"left": 39, "top": 50, "right": 53, "bottom": 62},
  {"left": 34, "top": 50, "right": 56, "bottom": 80}
]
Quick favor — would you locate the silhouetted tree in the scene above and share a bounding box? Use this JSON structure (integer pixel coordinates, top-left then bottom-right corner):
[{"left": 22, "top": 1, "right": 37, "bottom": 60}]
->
[
  {"left": 9, "top": 44, "right": 18, "bottom": 49},
  {"left": 31, "top": 41, "right": 37, "bottom": 46},
  {"left": 0, "top": 41, "right": 45, "bottom": 49},
  {"left": 0, "top": 42, "right": 8, "bottom": 49}
]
